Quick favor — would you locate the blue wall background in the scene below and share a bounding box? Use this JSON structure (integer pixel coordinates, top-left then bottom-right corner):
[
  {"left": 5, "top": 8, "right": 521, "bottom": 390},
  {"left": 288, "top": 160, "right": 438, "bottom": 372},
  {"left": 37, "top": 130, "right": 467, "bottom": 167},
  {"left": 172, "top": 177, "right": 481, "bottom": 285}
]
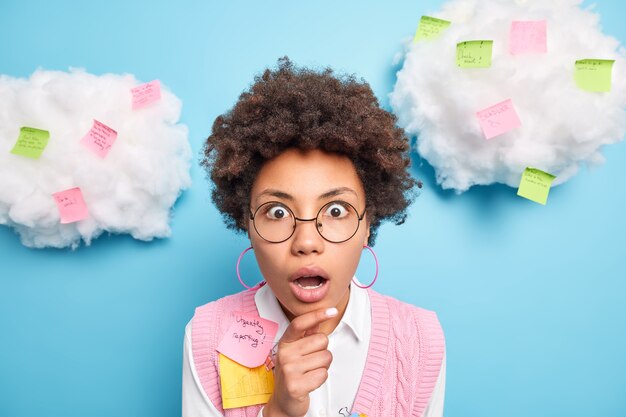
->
[{"left": 1, "top": 1, "right": 625, "bottom": 416}]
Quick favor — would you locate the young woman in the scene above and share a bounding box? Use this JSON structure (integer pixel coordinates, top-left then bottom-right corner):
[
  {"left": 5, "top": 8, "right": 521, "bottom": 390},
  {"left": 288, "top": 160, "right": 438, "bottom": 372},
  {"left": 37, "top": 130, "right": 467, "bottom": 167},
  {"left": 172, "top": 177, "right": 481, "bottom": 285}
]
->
[{"left": 183, "top": 58, "right": 446, "bottom": 417}]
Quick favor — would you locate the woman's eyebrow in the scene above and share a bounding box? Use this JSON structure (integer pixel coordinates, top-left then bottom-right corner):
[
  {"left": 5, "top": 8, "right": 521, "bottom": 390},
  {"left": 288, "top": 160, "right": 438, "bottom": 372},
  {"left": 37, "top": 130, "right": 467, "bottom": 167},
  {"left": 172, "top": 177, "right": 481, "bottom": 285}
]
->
[
  {"left": 255, "top": 189, "right": 294, "bottom": 203},
  {"left": 318, "top": 187, "right": 357, "bottom": 200},
  {"left": 255, "top": 187, "right": 357, "bottom": 203}
]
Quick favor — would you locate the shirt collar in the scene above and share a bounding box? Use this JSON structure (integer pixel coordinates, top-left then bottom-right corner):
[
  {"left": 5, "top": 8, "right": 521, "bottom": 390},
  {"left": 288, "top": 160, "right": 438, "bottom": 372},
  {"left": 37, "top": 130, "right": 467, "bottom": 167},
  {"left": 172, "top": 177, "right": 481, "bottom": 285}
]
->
[{"left": 255, "top": 279, "right": 368, "bottom": 342}]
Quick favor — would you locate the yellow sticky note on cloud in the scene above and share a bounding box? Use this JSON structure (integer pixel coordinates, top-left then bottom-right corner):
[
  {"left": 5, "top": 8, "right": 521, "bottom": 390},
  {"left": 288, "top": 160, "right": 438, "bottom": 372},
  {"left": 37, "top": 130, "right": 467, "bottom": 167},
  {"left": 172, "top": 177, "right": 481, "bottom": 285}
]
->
[
  {"left": 219, "top": 353, "right": 274, "bottom": 409},
  {"left": 457, "top": 40, "right": 493, "bottom": 68},
  {"left": 413, "top": 16, "right": 450, "bottom": 43},
  {"left": 574, "top": 59, "right": 614, "bottom": 92},
  {"left": 10, "top": 127, "right": 50, "bottom": 159},
  {"left": 517, "top": 167, "right": 556, "bottom": 205}
]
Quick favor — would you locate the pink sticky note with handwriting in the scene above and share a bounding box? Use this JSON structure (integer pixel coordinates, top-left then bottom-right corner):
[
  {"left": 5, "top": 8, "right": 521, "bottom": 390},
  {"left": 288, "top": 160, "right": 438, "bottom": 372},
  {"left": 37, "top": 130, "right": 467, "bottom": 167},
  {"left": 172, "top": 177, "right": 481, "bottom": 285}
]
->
[
  {"left": 131, "top": 80, "right": 161, "bottom": 110},
  {"left": 510, "top": 20, "right": 547, "bottom": 55},
  {"left": 52, "top": 187, "right": 89, "bottom": 224},
  {"left": 81, "top": 120, "right": 118, "bottom": 158},
  {"left": 217, "top": 312, "right": 279, "bottom": 368},
  {"left": 476, "top": 99, "right": 522, "bottom": 140}
]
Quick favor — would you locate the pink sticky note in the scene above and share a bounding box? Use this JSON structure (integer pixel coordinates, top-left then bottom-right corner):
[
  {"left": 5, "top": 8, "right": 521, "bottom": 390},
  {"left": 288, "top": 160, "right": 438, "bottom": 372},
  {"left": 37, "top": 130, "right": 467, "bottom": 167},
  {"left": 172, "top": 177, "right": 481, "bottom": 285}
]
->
[
  {"left": 510, "top": 20, "right": 547, "bottom": 55},
  {"left": 476, "top": 99, "right": 522, "bottom": 140},
  {"left": 217, "top": 312, "right": 279, "bottom": 368},
  {"left": 52, "top": 187, "right": 89, "bottom": 224},
  {"left": 131, "top": 80, "right": 161, "bottom": 110},
  {"left": 81, "top": 120, "right": 118, "bottom": 158}
]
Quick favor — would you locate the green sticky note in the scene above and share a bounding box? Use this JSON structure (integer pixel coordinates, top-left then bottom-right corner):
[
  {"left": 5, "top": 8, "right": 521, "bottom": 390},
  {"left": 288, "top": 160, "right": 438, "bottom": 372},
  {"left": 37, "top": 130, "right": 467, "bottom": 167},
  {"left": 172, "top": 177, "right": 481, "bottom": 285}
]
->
[
  {"left": 517, "top": 167, "right": 556, "bottom": 205},
  {"left": 574, "top": 59, "right": 614, "bottom": 92},
  {"left": 413, "top": 16, "right": 451, "bottom": 43},
  {"left": 10, "top": 127, "right": 50, "bottom": 159},
  {"left": 456, "top": 40, "right": 493, "bottom": 68}
]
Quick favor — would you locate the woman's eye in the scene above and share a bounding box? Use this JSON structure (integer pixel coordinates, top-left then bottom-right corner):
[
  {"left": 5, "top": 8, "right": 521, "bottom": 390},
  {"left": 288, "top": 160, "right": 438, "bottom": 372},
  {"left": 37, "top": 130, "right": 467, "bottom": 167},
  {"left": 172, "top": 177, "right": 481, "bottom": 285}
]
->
[
  {"left": 266, "top": 205, "right": 291, "bottom": 220},
  {"left": 324, "top": 203, "right": 349, "bottom": 218}
]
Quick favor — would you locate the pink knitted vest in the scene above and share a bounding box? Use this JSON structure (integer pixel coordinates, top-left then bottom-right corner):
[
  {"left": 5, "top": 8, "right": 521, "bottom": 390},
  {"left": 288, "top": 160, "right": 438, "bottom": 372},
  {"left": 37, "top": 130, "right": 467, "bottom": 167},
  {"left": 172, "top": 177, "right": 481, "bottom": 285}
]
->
[{"left": 191, "top": 283, "right": 445, "bottom": 417}]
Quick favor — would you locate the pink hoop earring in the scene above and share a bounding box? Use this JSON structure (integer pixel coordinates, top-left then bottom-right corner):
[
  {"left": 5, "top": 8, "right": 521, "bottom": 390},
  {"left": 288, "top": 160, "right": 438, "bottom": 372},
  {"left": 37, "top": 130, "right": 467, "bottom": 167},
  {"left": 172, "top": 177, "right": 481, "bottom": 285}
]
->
[
  {"left": 352, "top": 245, "right": 379, "bottom": 289},
  {"left": 236, "top": 246, "right": 254, "bottom": 289}
]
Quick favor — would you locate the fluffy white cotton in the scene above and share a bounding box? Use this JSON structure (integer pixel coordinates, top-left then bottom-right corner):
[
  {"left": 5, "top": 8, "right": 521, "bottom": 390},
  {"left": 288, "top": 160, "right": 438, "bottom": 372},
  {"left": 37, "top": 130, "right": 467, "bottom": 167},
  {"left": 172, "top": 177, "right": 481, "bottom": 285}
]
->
[
  {"left": 390, "top": 0, "right": 626, "bottom": 192},
  {"left": 0, "top": 69, "right": 191, "bottom": 249}
]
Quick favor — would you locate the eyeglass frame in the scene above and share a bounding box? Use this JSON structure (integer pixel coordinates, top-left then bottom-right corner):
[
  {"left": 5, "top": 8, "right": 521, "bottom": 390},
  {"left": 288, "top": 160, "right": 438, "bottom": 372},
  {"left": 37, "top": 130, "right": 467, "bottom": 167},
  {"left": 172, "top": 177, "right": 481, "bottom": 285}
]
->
[{"left": 249, "top": 200, "right": 367, "bottom": 244}]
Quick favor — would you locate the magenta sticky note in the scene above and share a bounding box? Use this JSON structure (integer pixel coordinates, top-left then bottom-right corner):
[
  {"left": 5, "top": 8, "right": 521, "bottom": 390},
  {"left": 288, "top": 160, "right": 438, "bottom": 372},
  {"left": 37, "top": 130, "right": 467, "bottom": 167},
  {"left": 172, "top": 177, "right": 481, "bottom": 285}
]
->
[
  {"left": 217, "top": 312, "right": 279, "bottom": 368},
  {"left": 131, "top": 80, "right": 161, "bottom": 110},
  {"left": 81, "top": 120, "right": 118, "bottom": 158},
  {"left": 52, "top": 187, "right": 89, "bottom": 224},
  {"left": 510, "top": 20, "right": 547, "bottom": 55},
  {"left": 476, "top": 99, "right": 522, "bottom": 140}
]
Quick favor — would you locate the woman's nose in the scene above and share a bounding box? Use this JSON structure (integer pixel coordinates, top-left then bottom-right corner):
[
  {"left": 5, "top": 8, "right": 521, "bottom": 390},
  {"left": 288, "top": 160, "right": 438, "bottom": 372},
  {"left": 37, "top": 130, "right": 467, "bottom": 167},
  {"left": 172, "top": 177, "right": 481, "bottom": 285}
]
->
[{"left": 290, "top": 218, "right": 324, "bottom": 255}]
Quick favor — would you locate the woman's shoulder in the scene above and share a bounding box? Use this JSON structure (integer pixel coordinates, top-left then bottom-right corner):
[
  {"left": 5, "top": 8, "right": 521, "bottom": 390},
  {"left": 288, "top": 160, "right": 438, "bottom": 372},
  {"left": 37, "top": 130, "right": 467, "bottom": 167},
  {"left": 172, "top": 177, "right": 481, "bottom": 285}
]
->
[
  {"left": 367, "top": 289, "right": 446, "bottom": 360},
  {"left": 369, "top": 288, "right": 440, "bottom": 316},
  {"left": 194, "top": 285, "right": 261, "bottom": 315}
]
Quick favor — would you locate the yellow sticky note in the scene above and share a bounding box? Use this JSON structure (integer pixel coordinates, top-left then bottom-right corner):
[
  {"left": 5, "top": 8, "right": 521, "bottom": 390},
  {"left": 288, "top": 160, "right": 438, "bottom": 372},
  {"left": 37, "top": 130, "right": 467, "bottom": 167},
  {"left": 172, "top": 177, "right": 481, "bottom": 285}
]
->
[
  {"left": 456, "top": 40, "right": 493, "bottom": 68},
  {"left": 219, "top": 353, "right": 274, "bottom": 409},
  {"left": 574, "top": 59, "right": 614, "bottom": 92},
  {"left": 413, "top": 16, "right": 451, "bottom": 43},
  {"left": 517, "top": 167, "right": 556, "bottom": 205},
  {"left": 10, "top": 127, "right": 50, "bottom": 159}
]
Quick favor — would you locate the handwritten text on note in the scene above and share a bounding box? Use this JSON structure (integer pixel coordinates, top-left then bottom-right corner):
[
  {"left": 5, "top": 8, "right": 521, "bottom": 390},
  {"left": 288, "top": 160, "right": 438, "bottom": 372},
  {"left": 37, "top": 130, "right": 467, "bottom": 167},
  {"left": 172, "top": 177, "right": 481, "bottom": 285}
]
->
[
  {"left": 476, "top": 99, "right": 522, "bottom": 139},
  {"left": 510, "top": 20, "right": 547, "bottom": 55},
  {"left": 131, "top": 80, "right": 161, "bottom": 109},
  {"left": 10, "top": 127, "right": 50, "bottom": 159},
  {"left": 457, "top": 40, "right": 493, "bottom": 68},
  {"left": 52, "top": 187, "right": 90, "bottom": 224},
  {"left": 81, "top": 120, "right": 118, "bottom": 158},
  {"left": 217, "top": 312, "right": 279, "bottom": 368}
]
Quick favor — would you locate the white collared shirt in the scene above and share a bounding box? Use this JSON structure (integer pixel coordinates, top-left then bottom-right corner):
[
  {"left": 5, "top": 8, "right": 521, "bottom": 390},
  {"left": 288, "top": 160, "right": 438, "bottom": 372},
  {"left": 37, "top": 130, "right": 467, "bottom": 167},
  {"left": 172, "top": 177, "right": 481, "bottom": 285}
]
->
[{"left": 182, "top": 282, "right": 446, "bottom": 417}]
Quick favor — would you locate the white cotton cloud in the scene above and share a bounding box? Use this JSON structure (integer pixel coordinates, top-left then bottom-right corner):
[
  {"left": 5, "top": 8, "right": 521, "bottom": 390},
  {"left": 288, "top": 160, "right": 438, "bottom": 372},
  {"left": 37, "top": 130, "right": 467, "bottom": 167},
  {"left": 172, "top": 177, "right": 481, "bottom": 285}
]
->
[
  {"left": 390, "top": 0, "right": 626, "bottom": 192},
  {"left": 0, "top": 69, "right": 191, "bottom": 249}
]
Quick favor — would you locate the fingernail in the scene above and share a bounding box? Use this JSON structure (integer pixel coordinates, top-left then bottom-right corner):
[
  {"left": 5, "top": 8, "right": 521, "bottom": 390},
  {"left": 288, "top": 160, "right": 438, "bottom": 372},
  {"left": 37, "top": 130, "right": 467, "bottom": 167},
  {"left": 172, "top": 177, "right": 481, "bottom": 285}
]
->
[{"left": 326, "top": 308, "right": 338, "bottom": 317}]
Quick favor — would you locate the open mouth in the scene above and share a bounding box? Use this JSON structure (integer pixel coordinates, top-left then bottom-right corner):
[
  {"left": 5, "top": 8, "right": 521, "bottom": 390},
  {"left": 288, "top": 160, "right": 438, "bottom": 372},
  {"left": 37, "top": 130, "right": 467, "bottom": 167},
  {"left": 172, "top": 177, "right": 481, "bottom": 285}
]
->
[
  {"left": 289, "top": 267, "right": 330, "bottom": 303},
  {"left": 294, "top": 276, "right": 327, "bottom": 289}
]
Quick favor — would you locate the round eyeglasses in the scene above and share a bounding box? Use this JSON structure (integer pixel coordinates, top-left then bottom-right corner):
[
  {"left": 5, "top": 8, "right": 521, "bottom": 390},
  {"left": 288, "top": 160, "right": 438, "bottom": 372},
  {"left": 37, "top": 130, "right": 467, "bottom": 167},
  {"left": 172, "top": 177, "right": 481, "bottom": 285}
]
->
[{"left": 249, "top": 200, "right": 366, "bottom": 243}]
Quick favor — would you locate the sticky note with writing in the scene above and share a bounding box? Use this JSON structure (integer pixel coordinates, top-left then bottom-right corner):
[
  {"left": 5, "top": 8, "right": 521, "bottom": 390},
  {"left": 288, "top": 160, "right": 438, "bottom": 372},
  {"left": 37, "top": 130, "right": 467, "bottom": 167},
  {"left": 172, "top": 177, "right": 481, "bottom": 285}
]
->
[
  {"left": 476, "top": 99, "right": 522, "bottom": 139},
  {"left": 81, "top": 120, "right": 118, "bottom": 158},
  {"left": 509, "top": 20, "right": 547, "bottom": 55},
  {"left": 574, "top": 59, "right": 614, "bottom": 92},
  {"left": 517, "top": 168, "right": 556, "bottom": 205},
  {"left": 217, "top": 312, "right": 279, "bottom": 368},
  {"left": 219, "top": 353, "right": 274, "bottom": 409},
  {"left": 456, "top": 40, "right": 493, "bottom": 68},
  {"left": 10, "top": 127, "right": 50, "bottom": 159},
  {"left": 413, "top": 16, "right": 451, "bottom": 43},
  {"left": 52, "top": 187, "right": 89, "bottom": 223},
  {"left": 131, "top": 80, "right": 161, "bottom": 109}
]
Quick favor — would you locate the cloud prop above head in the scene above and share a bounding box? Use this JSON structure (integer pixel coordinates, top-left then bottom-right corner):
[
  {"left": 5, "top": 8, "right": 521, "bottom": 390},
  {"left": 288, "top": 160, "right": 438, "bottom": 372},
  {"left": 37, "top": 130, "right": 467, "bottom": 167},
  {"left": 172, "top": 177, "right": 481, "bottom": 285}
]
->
[
  {"left": 390, "top": 0, "right": 626, "bottom": 193},
  {"left": 0, "top": 69, "right": 192, "bottom": 249}
]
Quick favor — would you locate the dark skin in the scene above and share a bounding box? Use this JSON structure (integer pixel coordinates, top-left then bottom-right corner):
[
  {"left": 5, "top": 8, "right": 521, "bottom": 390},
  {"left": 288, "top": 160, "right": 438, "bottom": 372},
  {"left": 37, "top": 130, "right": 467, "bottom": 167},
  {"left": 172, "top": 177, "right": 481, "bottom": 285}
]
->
[
  {"left": 263, "top": 307, "right": 338, "bottom": 417},
  {"left": 249, "top": 149, "right": 370, "bottom": 417}
]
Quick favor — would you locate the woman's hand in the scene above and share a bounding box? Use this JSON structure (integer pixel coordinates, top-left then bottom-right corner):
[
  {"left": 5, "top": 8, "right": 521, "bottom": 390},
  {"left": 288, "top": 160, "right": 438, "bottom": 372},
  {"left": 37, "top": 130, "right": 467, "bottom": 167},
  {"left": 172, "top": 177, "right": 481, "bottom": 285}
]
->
[{"left": 263, "top": 307, "right": 338, "bottom": 417}]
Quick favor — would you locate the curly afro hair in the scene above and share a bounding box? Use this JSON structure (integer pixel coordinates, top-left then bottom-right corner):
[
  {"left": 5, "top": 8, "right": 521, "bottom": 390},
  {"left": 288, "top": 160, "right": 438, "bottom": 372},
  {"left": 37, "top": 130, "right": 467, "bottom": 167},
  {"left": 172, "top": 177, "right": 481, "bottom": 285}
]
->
[{"left": 202, "top": 57, "right": 417, "bottom": 245}]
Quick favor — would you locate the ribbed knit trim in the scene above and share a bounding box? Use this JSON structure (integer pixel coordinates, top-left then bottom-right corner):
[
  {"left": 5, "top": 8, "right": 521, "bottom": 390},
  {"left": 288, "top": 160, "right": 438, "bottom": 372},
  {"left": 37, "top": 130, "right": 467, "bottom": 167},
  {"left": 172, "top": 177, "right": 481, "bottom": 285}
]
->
[
  {"left": 191, "top": 283, "right": 263, "bottom": 416},
  {"left": 411, "top": 307, "right": 445, "bottom": 417},
  {"left": 351, "top": 290, "right": 445, "bottom": 417},
  {"left": 351, "top": 289, "right": 391, "bottom": 414}
]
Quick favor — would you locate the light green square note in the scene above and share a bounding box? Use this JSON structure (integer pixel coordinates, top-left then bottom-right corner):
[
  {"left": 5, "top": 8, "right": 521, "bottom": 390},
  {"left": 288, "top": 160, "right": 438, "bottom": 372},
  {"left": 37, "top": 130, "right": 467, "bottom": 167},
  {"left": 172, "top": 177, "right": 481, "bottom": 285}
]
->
[
  {"left": 10, "top": 127, "right": 50, "bottom": 159},
  {"left": 574, "top": 59, "right": 615, "bottom": 92},
  {"left": 456, "top": 40, "right": 493, "bottom": 68},
  {"left": 517, "top": 167, "right": 556, "bottom": 205},
  {"left": 413, "top": 16, "right": 451, "bottom": 43}
]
